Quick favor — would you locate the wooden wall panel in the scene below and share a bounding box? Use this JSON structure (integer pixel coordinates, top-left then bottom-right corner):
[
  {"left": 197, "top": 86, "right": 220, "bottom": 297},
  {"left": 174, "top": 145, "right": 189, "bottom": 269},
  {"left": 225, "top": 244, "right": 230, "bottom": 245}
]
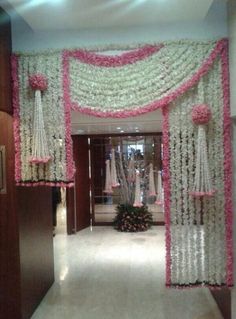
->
[
  {"left": 0, "top": 112, "right": 21, "bottom": 319},
  {"left": 212, "top": 288, "right": 231, "bottom": 319},
  {"left": 17, "top": 187, "right": 54, "bottom": 319},
  {"left": 0, "top": 7, "right": 55, "bottom": 319},
  {"left": 0, "top": 8, "right": 12, "bottom": 114}
]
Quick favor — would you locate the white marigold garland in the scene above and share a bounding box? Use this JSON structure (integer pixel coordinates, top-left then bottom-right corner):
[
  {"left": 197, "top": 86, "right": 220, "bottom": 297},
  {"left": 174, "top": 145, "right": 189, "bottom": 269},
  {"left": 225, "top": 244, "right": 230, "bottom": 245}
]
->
[
  {"left": 133, "top": 170, "right": 142, "bottom": 207},
  {"left": 104, "top": 159, "right": 113, "bottom": 194},
  {"left": 190, "top": 104, "right": 215, "bottom": 197},
  {"left": 111, "top": 148, "right": 120, "bottom": 188},
  {"left": 155, "top": 170, "right": 164, "bottom": 206},
  {"left": 148, "top": 163, "right": 156, "bottom": 197},
  {"left": 29, "top": 74, "right": 51, "bottom": 164}
]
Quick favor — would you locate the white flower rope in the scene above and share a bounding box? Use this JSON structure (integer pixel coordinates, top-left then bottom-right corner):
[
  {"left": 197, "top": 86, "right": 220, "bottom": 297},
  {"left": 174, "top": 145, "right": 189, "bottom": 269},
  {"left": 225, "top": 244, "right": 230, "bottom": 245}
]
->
[
  {"left": 111, "top": 148, "right": 120, "bottom": 188},
  {"left": 148, "top": 163, "right": 156, "bottom": 197},
  {"left": 190, "top": 104, "right": 215, "bottom": 197},
  {"left": 167, "top": 56, "right": 229, "bottom": 287},
  {"left": 155, "top": 170, "right": 164, "bottom": 206},
  {"left": 127, "top": 157, "right": 136, "bottom": 182},
  {"left": 133, "top": 170, "right": 142, "bottom": 207},
  {"left": 104, "top": 159, "right": 113, "bottom": 194},
  {"left": 12, "top": 39, "right": 233, "bottom": 288},
  {"left": 29, "top": 83, "right": 51, "bottom": 164}
]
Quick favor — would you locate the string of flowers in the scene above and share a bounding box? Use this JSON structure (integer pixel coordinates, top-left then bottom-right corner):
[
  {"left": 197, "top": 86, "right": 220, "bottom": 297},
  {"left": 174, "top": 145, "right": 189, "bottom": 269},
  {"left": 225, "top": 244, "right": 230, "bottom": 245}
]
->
[
  {"left": 190, "top": 104, "right": 215, "bottom": 197},
  {"left": 28, "top": 73, "right": 51, "bottom": 164}
]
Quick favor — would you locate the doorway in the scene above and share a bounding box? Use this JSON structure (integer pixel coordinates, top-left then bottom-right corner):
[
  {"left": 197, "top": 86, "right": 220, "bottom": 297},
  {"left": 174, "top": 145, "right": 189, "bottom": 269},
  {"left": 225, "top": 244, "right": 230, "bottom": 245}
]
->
[{"left": 67, "top": 133, "right": 164, "bottom": 231}]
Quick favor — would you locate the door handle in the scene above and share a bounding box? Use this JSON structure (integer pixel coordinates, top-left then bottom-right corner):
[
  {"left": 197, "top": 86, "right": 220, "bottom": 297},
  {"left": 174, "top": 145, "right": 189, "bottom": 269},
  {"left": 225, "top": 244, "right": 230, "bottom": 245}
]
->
[{"left": 0, "top": 145, "right": 7, "bottom": 194}]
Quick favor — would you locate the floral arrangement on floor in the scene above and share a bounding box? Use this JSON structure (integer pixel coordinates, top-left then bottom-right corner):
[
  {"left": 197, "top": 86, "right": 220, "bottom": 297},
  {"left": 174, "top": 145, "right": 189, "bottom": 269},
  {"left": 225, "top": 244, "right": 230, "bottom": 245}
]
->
[{"left": 114, "top": 204, "right": 153, "bottom": 232}]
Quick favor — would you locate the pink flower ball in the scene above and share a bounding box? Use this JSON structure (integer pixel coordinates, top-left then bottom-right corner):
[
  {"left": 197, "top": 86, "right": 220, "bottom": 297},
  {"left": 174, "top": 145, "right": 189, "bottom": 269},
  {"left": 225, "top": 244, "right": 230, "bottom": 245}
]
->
[
  {"left": 191, "top": 104, "right": 212, "bottom": 125},
  {"left": 29, "top": 73, "right": 48, "bottom": 91}
]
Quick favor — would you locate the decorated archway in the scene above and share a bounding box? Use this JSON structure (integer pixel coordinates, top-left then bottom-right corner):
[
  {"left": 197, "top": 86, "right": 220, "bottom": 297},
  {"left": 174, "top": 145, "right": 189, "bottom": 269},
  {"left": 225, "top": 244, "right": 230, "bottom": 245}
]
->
[{"left": 12, "top": 39, "right": 233, "bottom": 288}]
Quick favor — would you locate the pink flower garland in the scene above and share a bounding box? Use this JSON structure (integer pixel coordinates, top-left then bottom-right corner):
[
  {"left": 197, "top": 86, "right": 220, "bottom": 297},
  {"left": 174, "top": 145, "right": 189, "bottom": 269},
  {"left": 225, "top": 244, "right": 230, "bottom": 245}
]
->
[
  {"left": 162, "top": 107, "right": 172, "bottom": 287},
  {"left": 67, "top": 39, "right": 228, "bottom": 118},
  {"left": 68, "top": 44, "right": 163, "bottom": 67},
  {"left": 62, "top": 51, "right": 76, "bottom": 181},
  {"left": 29, "top": 73, "right": 48, "bottom": 91},
  {"left": 221, "top": 42, "right": 234, "bottom": 287},
  {"left": 191, "top": 104, "right": 212, "bottom": 125}
]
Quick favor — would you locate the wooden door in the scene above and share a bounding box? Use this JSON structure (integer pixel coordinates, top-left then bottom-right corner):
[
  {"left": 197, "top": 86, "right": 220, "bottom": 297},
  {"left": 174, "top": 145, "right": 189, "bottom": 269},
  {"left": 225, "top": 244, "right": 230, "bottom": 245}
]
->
[{"left": 72, "top": 135, "right": 91, "bottom": 232}]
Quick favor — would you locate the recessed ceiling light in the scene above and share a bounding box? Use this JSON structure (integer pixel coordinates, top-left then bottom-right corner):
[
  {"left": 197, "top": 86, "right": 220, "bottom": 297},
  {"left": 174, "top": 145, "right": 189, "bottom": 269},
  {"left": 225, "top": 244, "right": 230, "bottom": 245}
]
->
[
  {"left": 120, "top": 130, "right": 124, "bottom": 133},
  {"left": 116, "top": 127, "right": 121, "bottom": 130}
]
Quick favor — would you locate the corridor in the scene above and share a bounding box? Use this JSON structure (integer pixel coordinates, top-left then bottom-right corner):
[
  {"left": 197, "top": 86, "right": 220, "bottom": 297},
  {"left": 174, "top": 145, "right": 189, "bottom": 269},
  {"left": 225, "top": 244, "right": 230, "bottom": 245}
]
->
[{"left": 31, "top": 227, "right": 222, "bottom": 319}]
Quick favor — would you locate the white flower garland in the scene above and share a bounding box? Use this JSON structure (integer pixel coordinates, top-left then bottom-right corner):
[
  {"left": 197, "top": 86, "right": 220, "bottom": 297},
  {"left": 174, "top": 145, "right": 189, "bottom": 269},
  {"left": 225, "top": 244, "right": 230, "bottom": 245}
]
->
[{"left": 168, "top": 57, "right": 226, "bottom": 286}]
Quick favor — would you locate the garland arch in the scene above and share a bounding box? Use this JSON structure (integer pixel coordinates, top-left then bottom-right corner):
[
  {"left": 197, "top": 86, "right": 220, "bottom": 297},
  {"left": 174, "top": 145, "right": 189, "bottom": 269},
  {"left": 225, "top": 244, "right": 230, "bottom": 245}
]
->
[{"left": 12, "top": 39, "right": 233, "bottom": 288}]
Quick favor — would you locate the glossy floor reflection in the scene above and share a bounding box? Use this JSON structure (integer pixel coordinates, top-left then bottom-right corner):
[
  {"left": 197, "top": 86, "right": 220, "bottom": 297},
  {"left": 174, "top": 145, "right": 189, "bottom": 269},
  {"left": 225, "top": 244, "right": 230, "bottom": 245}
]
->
[{"left": 31, "top": 227, "right": 223, "bottom": 319}]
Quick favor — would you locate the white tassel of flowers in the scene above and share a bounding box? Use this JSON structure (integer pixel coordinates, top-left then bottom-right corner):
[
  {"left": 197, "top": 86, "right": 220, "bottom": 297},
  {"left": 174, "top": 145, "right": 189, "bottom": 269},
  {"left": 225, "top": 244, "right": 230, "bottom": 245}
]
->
[
  {"left": 30, "top": 90, "right": 51, "bottom": 163},
  {"left": 133, "top": 170, "right": 143, "bottom": 207},
  {"left": 127, "top": 157, "right": 136, "bottom": 182},
  {"left": 192, "top": 125, "right": 214, "bottom": 196},
  {"left": 104, "top": 159, "right": 113, "bottom": 194},
  {"left": 155, "top": 170, "right": 164, "bottom": 205},
  {"left": 111, "top": 148, "right": 120, "bottom": 187},
  {"left": 148, "top": 163, "right": 156, "bottom": 196}
]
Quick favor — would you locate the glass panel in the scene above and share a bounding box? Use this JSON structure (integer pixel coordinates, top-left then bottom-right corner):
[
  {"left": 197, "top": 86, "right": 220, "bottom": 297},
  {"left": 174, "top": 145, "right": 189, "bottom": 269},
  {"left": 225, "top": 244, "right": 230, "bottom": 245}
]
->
[{"left": 91, "top": 135, "right": 164, "bottom": 224}]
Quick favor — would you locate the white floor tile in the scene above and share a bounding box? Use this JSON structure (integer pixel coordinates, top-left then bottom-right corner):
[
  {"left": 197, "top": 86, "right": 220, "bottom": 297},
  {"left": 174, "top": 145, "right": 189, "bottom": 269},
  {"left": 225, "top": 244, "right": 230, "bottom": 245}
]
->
[{"left": 31, "top": 227, "right": 223, "bottom": 319}]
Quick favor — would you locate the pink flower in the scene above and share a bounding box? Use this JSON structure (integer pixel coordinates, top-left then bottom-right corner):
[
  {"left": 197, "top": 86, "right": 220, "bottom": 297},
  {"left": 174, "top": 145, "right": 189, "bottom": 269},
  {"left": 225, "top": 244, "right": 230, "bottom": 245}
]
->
[
  {"left": 29, "top": 73, "right": 48, "bottom": 91},
  {"left": 191, "top": 104, "right": 212, "bottom": 125}
]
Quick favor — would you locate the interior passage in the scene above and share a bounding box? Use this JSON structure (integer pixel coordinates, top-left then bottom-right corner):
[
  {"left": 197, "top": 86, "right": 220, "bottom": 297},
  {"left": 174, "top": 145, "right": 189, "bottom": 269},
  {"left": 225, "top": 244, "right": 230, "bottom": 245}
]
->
[{"left": 31, "top": 226, "right": 223, "bottom": 319}]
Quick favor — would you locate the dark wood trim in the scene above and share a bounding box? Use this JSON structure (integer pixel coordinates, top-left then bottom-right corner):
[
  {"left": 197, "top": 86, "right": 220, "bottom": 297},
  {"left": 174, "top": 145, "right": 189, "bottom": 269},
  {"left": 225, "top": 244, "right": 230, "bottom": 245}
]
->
[
  {"left": 211, "top": 288, "right": 231, "bottom": 319},
  {"left": 66, "top": 186, "right": 76, "bottom": 235},
  {"left": 0, "top": 8, "right": 12, "bottom": 114}
]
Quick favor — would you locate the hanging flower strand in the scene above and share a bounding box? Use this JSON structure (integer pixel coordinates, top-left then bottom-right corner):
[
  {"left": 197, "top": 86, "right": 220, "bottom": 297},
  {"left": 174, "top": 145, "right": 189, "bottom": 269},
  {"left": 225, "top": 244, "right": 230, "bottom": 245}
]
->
[
  {"left": 155, "top": 170, "right": 164, "bottom": 205},
  {"left": 133, "top": 170, "right": 143, "bottom": 207},
  {"left": 190, "top": 104, "right": 215, "bottom": 197},
  {"left": 104, "top": 159, "right": 113, "bottom": 194},
  {"left": 148, "top": 163, "right": 156, "bottom": 197},
  {"left": 111, "top": 148, "right": 120, "bottom": 188},
  {"left": 29, "top": 73, "right": 51, "bottom": 164}
]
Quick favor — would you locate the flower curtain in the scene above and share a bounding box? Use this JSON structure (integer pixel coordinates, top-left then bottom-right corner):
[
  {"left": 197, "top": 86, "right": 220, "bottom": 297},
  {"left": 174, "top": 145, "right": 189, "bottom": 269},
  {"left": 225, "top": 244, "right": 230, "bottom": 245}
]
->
[{"left": 12, "top": 39, "right": 233, "bottom": 287}]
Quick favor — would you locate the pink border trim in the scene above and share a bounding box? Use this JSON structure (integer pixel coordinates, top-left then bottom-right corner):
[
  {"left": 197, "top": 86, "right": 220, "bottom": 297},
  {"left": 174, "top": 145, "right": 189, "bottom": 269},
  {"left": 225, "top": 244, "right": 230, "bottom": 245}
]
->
[
  {"left": 67, "top": 39, "right": 227, "bottom": 118},
  {"left": 16, "top": 182, "right": 74, "bottom": 188},
  {"left": 189, "top": 190, "right": 216, "bottom": 197},
  {"left": 162, "top": 106, "right": 171, "bottom": 286},
  {"left": 220, "top": 42, "right": 234, "bottom": 287},
  {"left": 12, "top": 54, "right": 22, "bottom": 183},
  {"left": 29, "top": 156, "right": 51, "bottom": 164},
  {"left": 62, "top": 51, "right": 75, "bottom": 181},
  {"left": 66, "top": 45, "right": 163, "bottom": 67}
]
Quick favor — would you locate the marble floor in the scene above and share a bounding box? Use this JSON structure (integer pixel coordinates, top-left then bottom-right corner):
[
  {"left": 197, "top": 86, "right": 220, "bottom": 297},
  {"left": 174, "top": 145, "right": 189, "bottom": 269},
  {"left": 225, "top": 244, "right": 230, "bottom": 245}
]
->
[{"left": 31, "top": 226, "right": 223, "bottom": 319}]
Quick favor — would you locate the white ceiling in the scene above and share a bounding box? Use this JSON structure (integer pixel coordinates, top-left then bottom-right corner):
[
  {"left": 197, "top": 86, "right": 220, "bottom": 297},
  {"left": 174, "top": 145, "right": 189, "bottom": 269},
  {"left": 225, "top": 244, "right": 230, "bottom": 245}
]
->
[
  {"left": 5, "top": 0, "right": 214, "bottom": 31},
  {"left": 71, "top": 109, "right": 162, "bottom": 135}
]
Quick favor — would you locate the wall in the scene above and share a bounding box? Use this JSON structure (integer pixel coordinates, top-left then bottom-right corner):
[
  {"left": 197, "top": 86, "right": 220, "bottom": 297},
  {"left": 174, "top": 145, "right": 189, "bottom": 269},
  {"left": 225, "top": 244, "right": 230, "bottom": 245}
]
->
[
  {"left": 0, "top": 7, "right": 55, "bottom": 319},
  {"left": 8, "top": 0, "right": 227, "bottom": 52}
]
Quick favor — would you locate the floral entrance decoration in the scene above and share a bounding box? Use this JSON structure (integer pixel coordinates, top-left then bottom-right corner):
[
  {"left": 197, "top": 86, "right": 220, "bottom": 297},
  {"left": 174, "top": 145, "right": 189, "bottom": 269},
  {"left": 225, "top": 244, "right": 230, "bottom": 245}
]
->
[{"left": 12, "top": 39, "right": 233, "bottom": 288}]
